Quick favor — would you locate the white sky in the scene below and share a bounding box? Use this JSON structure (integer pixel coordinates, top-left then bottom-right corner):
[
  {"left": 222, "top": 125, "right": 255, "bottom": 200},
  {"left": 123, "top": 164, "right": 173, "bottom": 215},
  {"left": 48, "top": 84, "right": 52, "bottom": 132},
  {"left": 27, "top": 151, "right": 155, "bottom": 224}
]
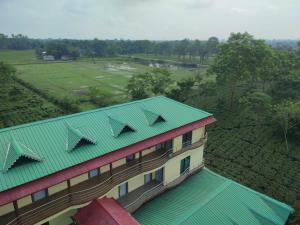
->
[{"left": 0, "top": 0, "right": 299, "bottom": 40}]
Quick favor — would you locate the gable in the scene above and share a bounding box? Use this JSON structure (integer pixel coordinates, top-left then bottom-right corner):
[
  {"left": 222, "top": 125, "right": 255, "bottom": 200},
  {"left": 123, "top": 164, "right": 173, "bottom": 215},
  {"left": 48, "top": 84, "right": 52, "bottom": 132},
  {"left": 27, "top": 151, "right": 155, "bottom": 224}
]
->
[
  {"left": 66, "top": 125, "right": 96, "bottom": 152},
  {"left": 2, "top": 138, "right": 42, "bottom": 173},
  {"left": 141, "top": 107, "right": 166, "bottom": 126},
  {"left": 108, "top": 116, "right": 135, "bottom": 137}
]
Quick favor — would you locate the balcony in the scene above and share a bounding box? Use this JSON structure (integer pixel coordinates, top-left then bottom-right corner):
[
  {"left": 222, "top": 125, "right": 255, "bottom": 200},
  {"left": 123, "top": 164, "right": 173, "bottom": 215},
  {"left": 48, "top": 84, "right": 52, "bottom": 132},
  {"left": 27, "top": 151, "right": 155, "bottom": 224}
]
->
[
  {"left": 118, "top": 163, "right": 205, "bottom": 213},
  {"left": 1, "top": 136, "right": 206, "bottom": 225}
]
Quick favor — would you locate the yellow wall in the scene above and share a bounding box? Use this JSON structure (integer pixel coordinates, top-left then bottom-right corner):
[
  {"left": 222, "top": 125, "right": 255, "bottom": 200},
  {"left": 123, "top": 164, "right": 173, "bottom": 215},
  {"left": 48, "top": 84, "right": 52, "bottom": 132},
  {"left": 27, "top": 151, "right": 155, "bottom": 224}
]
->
[
  {"left": 17, "top": 195, "right": 32, "bottom": 208},
  {"left": 0, "top": 203, "right": 14, "bottom": 216},
  {"left": 128, "top": 175, "right": 144, "bottom": 192},
  {"left": 101, "top": 164, "right": 110, "bottom": 173},
  {"left": 142, "top": 146, "right": 155, "bottom": 156},
  {"left": 70, "top": 173, "right": 88, "bottom": 186},
  {"left": 49, "top": 181, "right": 68, "bottom": 195},
  {"left": 106, "top": 186, "right": 119, "bottom": 199},
  {"left": 192, "top": 127, "right": 205, "bottom": 143},
  {"left": 164, "top": 145, "right": 204, "bottom": 185},
  {"left": 49, "top": 209, "right": 76, "bottom": 225},
  {"left": 173, "top": 135, "right": 182, "bottom": 152},
  {"left": 112, "top": 158, "right": 126, "bottom": 169}
]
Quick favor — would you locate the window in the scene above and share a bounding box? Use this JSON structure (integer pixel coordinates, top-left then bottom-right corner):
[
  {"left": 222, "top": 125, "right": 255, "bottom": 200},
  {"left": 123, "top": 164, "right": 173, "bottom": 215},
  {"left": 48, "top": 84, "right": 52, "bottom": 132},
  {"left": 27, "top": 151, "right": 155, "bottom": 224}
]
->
[
  {"left": 182, "top": 131, "right": 192, "bottom": 148},
  {"left": 180, "top": 156, "right": 191, "bottom": 174},
  {"left": 32, "top": 189, "right": 47, "bottom": 202},
  {"left": 156, "top": 139, "right": 173, "bottom": 152},
  {"left": 126, "top": 154, "right": 135, "bottom": 163},
  {"left": 155, "top": 168, "right": 164, "bottom": 183},
  {"left": 89, "top": 168, "right": 100, "bottom": 178},
  {"left": 144, "top": 173, "right": 152, "bottom": 184},
  {"left": 119, "top": 182, "right": 128, "bottom": 198}
]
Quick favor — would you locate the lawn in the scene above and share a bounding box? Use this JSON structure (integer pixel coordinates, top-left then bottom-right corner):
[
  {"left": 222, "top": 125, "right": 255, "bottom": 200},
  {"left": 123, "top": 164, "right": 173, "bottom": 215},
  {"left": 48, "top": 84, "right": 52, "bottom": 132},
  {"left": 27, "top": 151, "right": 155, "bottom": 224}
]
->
[
  {"left": 0, "top": 51, "right": 207, "bottom": 110},
  {"left": 0, "top": 50, "right": 39, "bottom": 64}
]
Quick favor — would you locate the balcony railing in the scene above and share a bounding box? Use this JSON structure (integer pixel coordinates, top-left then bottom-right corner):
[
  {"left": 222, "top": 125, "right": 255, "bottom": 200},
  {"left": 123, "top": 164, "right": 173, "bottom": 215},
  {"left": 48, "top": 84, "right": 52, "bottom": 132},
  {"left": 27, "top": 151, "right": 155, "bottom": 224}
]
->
[
  {"left": 118, "top": 163, "right": 204, "bottom": 213},
  {"left": 2, "top": 136, "right": 207, "bottom": 225}
]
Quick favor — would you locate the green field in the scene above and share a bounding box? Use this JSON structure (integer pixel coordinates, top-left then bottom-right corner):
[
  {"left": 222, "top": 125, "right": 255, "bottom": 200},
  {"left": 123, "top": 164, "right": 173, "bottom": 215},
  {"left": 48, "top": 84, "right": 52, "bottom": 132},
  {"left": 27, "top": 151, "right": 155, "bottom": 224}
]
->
[
  {"left": 0, "top": 50, "right": 39, "bottom": 64},
  {"left": 0, "top": 79, "right": 65, "bottom": 128},
  {"left": 0, "top": 50, "right": 207, "bottom": 110}
]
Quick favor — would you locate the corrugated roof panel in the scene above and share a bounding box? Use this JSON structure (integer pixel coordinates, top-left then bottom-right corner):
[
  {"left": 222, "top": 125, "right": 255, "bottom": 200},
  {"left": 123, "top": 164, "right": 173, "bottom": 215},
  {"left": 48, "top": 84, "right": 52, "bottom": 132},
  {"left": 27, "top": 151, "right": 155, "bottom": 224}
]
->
[
  {"left": 0, "top": 96, "right": 212, "bottom": 191},
  {"left": 2, "top": 138, "right": 42, "bottom": 173},
  {"left": 134, "top": 168, "right": 294, "bottom": 225}
]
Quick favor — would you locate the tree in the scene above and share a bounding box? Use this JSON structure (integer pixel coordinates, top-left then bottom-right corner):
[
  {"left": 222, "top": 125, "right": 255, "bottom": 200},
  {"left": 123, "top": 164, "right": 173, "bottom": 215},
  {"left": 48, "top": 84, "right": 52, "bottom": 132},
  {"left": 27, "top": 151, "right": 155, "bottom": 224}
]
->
[
  {"left": 209, "top": 32, "right": 273, "bottom": 110},
  {"left": 150, "top": 69, "right": 172, "bottom": 95},
  {"left": 0, "top": 62, "right": 16, "bottom": 84},
  {"left": 272, "top": 101, "right": 300, "bottom": 151},
  {"left": 127, "top": 73, "right": 153, "bottom": 100},
  {"left": 239, "top": 91, "right": 272, "bottom": 123},
  {"left": 167, "top": 77, "right": 195, "bottom": 102},
  {"left": 207, "top": 37, "right": 219, "bottom": 55},
  {"left": 89, "top": 87, "right": 116, "bottom": 107}
]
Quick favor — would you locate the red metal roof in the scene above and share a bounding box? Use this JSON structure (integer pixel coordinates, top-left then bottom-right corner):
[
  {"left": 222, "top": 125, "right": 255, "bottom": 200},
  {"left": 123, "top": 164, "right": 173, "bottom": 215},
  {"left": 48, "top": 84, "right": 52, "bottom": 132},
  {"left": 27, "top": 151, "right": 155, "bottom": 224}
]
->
[
  {"left": 74, "top": 197, "right": 140, "bottom": 225},
  {"left": 0, "top": 116, "right": 215, "bottom": 205}
]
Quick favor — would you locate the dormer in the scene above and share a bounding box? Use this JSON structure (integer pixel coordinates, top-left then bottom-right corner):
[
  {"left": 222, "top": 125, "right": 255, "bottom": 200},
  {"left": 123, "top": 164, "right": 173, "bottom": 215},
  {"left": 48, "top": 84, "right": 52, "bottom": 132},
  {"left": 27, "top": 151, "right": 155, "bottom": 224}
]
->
[
  {"left": 108, "top": 116, "right": 135, "bottom": 137},
  {"left": 2, "top": 138, "right": 42, "bottom": 173},
  {"left": 141, "top": 107, "right": 166, "bottom": 126},
  {"left": 66, "top": 125, "right": 96, "bottom": 152}
]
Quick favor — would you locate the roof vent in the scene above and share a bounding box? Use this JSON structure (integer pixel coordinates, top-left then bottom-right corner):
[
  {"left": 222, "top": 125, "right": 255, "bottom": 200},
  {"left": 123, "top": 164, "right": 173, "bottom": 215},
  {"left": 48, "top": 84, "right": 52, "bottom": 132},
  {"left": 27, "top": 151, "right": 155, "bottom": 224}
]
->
[
  {"left": 108, "top": 116, "right": 135, "bottom": 137},
  {"left": 66, "top": 125, "right": 96, "bottom": 152},
  {"left": 141, "top": 107, "right": 166, "bottom": 126},
  {"left": 2, "top": 138, "right": 42, "bottom": 173}
]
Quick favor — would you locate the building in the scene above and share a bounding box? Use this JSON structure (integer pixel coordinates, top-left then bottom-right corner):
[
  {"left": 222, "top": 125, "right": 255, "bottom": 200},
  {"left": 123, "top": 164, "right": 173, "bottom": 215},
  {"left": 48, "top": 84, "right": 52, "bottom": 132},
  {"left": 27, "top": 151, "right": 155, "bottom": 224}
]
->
[
  {"left": 42, "top": 55, "right": 55, "bottom": 61},
  {"left": 0, "top": 96, "right": 293, "bottom": 225}
]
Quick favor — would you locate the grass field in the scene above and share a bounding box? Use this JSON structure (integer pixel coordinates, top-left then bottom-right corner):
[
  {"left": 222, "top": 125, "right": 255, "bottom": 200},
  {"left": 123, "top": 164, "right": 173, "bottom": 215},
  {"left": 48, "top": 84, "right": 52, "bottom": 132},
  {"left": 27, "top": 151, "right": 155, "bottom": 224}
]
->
[
  {"left": 0, "top": 50, "right": 207, "bottom": 110},
  {"left": 0, "top": 50, "right": 39, "bottom": 64}
]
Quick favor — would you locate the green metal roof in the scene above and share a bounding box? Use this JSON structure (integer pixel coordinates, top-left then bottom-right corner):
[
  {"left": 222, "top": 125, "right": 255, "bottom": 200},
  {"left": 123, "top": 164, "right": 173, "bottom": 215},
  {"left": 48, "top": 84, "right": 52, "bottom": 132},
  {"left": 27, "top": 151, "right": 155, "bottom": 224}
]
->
[
  {"left": 108, "top": 115, "right": 136, "bottom": 137},
  {"left": 134, "top": 168, "right": 294, "bottom": 225},
  {"left": 0, "top": 96, "right": 212, "bottom": 192},
  {"left": 2, "top": 137, "right": 42, "bottom": 173},
  {"left": 141, "top": 107, "right": 165, "bottom": 126},
  {"left": 66, "top": 124, "right": 97, "bottom": 152}
]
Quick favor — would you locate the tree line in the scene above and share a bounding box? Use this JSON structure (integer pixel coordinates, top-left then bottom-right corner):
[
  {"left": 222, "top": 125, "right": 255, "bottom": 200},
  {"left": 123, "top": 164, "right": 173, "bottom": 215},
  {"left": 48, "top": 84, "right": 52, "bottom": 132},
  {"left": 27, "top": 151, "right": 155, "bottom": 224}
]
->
[
  {"left": 126, "top": 33, "right": 300, "bottom": 150},
  {"left": 0, "top": 33, "right": 219, "bottom": 63}
]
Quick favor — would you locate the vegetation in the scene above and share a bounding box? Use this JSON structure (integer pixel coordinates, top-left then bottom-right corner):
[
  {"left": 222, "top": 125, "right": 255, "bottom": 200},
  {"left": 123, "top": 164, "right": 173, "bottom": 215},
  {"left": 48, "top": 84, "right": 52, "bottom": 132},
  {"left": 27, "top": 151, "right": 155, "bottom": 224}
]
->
[
  {"left": 0, "top": 62, "right": 65, "bottom": 128},
  {"left": 127, "top": 32, "right": 300, "bottom": 224},
  {"left": 0, "top": 32, "right": 299, "bottom": 224}
]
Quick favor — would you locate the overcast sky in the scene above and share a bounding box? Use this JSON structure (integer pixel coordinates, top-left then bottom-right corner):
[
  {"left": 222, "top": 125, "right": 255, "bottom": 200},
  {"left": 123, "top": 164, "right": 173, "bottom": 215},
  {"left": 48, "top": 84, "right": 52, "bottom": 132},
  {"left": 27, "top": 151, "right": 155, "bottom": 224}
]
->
[{"left": 0, "top": 0, "right": 299, "bottom": 40}]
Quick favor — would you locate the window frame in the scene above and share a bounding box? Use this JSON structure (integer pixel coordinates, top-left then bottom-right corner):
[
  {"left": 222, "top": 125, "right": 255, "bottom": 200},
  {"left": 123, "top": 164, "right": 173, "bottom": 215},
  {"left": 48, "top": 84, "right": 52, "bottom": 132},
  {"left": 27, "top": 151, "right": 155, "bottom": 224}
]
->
[
  {"left": 118, "top": 182, "right": 128, "bottom": 198},
  {"left": 88, "top": 168, "right": 100, "bottom": 178},
  {"left": 182, "top": 131, "right": 193, "bottom": 148},
  {"left": 31, "top": 189, "right": 48, "bottom": 202},
  {"left": 144, "top": 173, "right": 153, "bottom": 184},
  {"left": 126, "top": 154, "right": 135, "bottom": 163}
]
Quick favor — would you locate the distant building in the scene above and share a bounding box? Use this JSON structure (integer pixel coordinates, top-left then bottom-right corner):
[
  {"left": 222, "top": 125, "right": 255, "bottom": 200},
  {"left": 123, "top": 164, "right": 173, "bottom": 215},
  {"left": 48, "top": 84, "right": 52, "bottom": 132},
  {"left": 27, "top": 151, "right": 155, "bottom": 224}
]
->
[
  {"left": 61, "top": 55, "right": 72, "bottom": 61},
  {"left": 43, "top": 55, "right": 55, "bottom": 61}
]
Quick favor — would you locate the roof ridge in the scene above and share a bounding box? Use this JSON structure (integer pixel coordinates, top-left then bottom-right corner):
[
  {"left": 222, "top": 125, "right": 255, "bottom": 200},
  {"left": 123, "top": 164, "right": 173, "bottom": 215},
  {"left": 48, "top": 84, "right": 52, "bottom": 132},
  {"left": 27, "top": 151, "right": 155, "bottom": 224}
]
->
[
  {"left": 205, "top": 168, "right": 294, "bottom": 213},
  {"left": 0, "top": 96, "right": 158, "bottom": 134},
  {"left": 173, "top": 172, "right": 232, "bottom": 225}
]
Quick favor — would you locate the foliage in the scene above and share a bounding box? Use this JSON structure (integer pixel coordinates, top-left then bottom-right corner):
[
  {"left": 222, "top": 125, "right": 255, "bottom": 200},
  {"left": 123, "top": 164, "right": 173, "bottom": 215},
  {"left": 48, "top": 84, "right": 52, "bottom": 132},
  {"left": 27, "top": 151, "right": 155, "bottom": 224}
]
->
[
  {"left": 41, "top": 42, "right": 80, "bottom": 60},
  {"left": 209, "top": 32, "right": 276, "bottom": 109},
  {"left": 239, "top": 91, "right": 272, "bottom": 122},
  {"left": 166, "top": 77, "right": 195, "bottom": 102},
  {"left": 89, "top": 87, "right": 117, "bottom": 107},
  {"left": 0, "top": 61, "right": 16, "bottom": 83},
  {"left": 127, "top": 69, "right": 173, "bottom": 100},
  {"left": 272, "top": 101, "right": 300, "bottom": 151}
]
